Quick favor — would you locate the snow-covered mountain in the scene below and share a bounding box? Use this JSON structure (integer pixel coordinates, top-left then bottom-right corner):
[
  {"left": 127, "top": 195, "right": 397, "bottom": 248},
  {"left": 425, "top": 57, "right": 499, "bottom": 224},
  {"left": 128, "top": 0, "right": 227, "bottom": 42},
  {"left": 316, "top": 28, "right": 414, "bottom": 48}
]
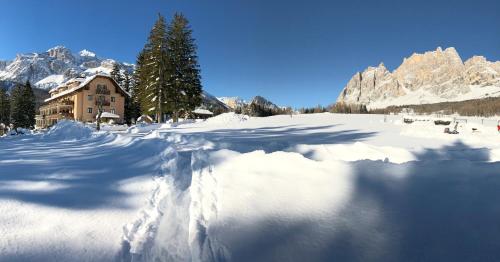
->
[
  {"left": 201, "top": 92, "right": 231, "bottom": 113},
  {"left": 250, "top": 95, "right": 280, "bottom": 110},
  {"left": 216, "top": 96, "right": 246, "bottom": 109},
  {"left": 0, "top": 46, "right": 232, "bottom": 114},
  {"left": 337, "top": 47, "right": 500, "bottom": 109},
  {"left": 217, "top": 95, "right": 280, "bottom": 111},
  {"left": 0, "top": 46, "right": 134, "bottom": 90}
]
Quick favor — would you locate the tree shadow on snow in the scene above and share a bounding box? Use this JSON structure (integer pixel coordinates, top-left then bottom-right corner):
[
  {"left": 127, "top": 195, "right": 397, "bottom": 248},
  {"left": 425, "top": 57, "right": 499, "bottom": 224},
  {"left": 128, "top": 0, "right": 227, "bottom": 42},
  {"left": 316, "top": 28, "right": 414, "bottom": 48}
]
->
[
  {"left": 210, "top": 142, "right": 500, "bottom": 262},
  {"left": 0, "top": 135, "right": 169, "bottom": 210},
  {"left": 201, "top": 124, "right": 377, "bottom": 154}
]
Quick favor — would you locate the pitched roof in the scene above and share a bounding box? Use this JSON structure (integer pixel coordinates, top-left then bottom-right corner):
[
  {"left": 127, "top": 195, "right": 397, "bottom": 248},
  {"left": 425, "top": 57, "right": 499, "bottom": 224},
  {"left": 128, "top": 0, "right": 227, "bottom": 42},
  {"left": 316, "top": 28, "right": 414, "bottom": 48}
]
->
[
  {"left": 45, "top": 74, "right": 130, "bottom": 103},
  {"left": 192, "top": 108, "right": 214, "bottom": 115},
  {"left": 97, "top": 112, "right": 120, "bottom": 119}
]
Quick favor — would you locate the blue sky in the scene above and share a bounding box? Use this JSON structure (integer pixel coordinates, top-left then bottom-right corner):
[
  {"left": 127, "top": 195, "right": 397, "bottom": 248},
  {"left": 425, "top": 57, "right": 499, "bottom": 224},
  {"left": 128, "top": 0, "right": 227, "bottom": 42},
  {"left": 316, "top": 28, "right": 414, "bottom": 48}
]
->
[{"left": 0, "top": 0, "right": 499, "bottom": 107}]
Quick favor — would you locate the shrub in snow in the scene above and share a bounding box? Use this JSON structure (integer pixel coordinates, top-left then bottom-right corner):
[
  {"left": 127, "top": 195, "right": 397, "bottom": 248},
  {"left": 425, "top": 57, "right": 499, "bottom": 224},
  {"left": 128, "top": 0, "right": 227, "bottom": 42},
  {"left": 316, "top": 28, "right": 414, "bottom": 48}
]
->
[
  {"left": 43, "top": 120, "right": 93, "bottom": 140},
  {"left": 7, "top": 128, "right": 32, "bottom": 136}
]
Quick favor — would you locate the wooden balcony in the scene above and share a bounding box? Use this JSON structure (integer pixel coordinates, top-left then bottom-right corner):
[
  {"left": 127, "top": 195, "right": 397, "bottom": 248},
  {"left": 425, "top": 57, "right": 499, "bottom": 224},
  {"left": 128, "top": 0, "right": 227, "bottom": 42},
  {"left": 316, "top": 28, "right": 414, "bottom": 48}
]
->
[
  {"left": 37, "top": 100, "right": 75, "bottom": 129},
  {"left": 95, "top": 100, "right": 111, "bottom": 106},
  {"left": 35, "top": 112, "right": 74, "bottom": 129},
  {"left": 96, "top": 89, "right": 111, "bottom": 95}
]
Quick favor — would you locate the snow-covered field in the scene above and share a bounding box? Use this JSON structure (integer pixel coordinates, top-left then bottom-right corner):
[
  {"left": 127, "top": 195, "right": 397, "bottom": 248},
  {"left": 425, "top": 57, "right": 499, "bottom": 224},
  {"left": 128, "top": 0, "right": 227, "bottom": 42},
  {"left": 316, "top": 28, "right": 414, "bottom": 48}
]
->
[{"left": 1, "top": 113, "right": 500, "bottom": 261}]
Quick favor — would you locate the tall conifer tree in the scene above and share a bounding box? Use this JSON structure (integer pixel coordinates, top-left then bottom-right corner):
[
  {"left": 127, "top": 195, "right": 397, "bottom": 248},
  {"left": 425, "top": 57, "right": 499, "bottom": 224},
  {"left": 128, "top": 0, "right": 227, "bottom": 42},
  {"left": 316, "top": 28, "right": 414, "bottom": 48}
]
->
[
  {"left": 132, "top": 51, "right": 146, "bottom": 116},
  {"left": 0, "top": 88, "right": 10, "bottom": 124},
  {"left": 142, "top": 14, "right": 169, "bottom": 123},
  {"left": 165, "top": 13, "right": 202, "bottom": 122},
  {"left": 10, "top": 84, "right": 23, "bottom": 129},
  {"left": 10, "top": 81, "right": 35, "bottom": 130},
  {"left": 110, "top": 63, "right": 124, "bottom": 86},
  {"left": 122, "top": 71, "right": 133, "bottom": 124},
  {"left": 22, "top": 81, "right": 36, "bottom": 128}
]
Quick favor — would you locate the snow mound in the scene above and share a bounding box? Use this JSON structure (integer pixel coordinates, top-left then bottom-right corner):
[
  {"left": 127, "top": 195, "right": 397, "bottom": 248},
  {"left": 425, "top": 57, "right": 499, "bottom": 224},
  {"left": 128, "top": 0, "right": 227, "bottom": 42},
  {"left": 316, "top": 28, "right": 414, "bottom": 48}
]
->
[
  {"left": 204, "top": 112, "right": 249, "bottom": 125},
  {"left": 127, "top": 123, "right": 161, "bottom": 134},
  {"left": 293, "top": 142, "right": 416, "bottom": 164},
  {"left": 43, "top": 120, "right": 94, "bottom": 140}
]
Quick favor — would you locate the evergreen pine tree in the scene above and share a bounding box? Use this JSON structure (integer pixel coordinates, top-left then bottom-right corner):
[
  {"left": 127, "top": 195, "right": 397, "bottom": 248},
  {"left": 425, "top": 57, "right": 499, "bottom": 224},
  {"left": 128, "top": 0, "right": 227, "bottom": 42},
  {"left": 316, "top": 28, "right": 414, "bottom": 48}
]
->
[
  {"left": 10, "top": 81, "right": 36, "bottom": 130},
  {"left": 132, "top": 50, "right": 146, "bottom": 118},
  {"left": 22, "top": 81, "right": 36, "bottom": 128},
  {"left": 165, "top": 13, "right": 203, "bottom": 122},
  {"left": 110, "top": 62, "right": 124, "bottom": 86},
  {"left": 122, "top": 71, "right": 133, "bottom": 124},
  {"left": 0, "top": 88, "right": 10, "bottom": 125},
  {"left": 10, "top": 84, "right": 24, "bottom": 130},
  {"left": 141, "top": 14, "right": 169, "bottom": 123}
]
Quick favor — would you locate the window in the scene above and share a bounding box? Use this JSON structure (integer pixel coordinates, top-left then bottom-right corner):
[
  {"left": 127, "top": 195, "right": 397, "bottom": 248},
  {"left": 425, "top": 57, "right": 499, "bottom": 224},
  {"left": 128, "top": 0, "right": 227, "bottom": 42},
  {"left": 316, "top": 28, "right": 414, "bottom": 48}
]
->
[
  {"left": 111, "top": 97, "right": 115, "bottom": 102},
  {"left": 96, "top": 84, "right": 109, "bottom": 95},
  {"left": 88, "top": 95, "right": 93, "bottom": 101},
  {"left": 87, "top": 107, "right": 93, "bottom": 114},
  {"left": 110, "top": 108, "right": 116, "bottom": 114}
]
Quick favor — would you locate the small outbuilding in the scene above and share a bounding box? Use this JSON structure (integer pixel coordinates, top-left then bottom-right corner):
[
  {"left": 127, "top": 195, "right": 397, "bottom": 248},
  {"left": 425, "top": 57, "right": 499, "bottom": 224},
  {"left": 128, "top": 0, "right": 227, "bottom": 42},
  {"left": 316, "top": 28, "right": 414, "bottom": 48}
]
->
[
  {"left": 97, "top": 112, "right": 120, "bottom": 124},
  {"left": 192, "top": 108, "right": 214, "bottom": 119}
]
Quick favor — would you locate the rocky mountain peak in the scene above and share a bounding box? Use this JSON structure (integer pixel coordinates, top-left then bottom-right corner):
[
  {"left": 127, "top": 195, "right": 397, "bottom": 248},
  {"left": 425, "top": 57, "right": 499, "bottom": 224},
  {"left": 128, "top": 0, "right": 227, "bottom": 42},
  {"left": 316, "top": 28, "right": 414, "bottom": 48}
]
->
[
  {"left": 0, "top": 45, "right": 134, "bottom": 91},
  {"left": 337, "top": 47, "right": 500, "bottom": 108},
  {"left": 46, "top": 46, "right": 75, "bottom": 63},
  {"left": 251, "top": 95, "right": 279, "bottom": 110}
]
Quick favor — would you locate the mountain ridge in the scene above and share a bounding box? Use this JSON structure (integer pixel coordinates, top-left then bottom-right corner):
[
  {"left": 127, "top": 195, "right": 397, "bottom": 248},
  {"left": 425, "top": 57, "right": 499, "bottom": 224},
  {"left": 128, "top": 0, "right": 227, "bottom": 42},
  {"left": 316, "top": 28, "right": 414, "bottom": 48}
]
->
[
  {"left": 337, "top": 47, "right": 500, "bottom": 109},
  {"left": 0, "top": 46, "right": 236, "bottom": 114},
  {"left": 0, "top": 46, "right": 134, "bottom": 91}
]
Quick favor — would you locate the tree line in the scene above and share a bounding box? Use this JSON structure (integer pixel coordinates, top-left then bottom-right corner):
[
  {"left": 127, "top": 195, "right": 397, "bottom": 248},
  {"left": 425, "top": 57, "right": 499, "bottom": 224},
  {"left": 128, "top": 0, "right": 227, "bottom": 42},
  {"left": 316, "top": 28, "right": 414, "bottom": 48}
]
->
[
  {"left": 297, "top": 103, "right": 368, "bottom": 114},
  {"left": 369, "top": 97, "right": 500, "bottom": 117},
  {"left": 0, "top": 81, "right": 36, "bottom": 133},
  {"left": 234, "top": 104, "right": 293, "bottom": 117},
  {"left": 321, "top": 98, "right": 499, "bottom": 117}
]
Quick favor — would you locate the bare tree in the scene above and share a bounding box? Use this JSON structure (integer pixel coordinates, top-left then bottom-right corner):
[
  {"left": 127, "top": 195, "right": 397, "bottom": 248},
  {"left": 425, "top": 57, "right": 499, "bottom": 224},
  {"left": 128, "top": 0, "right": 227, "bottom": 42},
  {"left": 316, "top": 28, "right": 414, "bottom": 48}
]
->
[{"left": 96, "top": 95, "right": 105, "bottom": 131}]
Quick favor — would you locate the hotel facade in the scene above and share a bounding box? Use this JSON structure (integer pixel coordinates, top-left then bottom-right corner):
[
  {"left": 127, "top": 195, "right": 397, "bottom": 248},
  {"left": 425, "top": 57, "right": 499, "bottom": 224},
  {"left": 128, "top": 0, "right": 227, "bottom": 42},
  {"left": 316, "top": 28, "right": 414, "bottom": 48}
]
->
[{"left": 36, "top": 75, "right": 129, "bottom": 128}]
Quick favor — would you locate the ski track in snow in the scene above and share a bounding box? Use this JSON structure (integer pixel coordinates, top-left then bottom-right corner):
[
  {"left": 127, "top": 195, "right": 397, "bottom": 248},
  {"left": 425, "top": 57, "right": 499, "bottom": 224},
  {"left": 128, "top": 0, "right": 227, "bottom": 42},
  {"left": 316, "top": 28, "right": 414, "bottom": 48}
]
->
[
  {"left": 117, "top": 130, "right": 229, "bottom": 262},
  {"left": 116, "top": 113, "right": 500, "bottom": 261},
  {"left": 118, "top": 140, "right": 231, "bottom": 261}
]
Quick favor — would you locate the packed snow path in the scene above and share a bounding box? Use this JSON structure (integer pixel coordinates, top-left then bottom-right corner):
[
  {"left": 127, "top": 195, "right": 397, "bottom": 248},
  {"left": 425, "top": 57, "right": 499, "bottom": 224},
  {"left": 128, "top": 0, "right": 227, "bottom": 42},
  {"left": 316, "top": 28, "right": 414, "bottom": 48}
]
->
[{"left": 1, "top": 114, "right": 500, "bottom": 261}]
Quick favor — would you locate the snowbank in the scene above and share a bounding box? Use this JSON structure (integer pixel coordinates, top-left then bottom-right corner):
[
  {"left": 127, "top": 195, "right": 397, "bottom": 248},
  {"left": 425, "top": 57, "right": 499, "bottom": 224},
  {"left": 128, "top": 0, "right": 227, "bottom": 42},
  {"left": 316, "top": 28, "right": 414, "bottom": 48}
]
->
[
  {"left": 3, "top": 113, "right": 500, "bottom": 261},
  {"left": 203, "top": 112, "right": 249, "bottom": 125},
  {"left": 141, "top": 146, "right": 500, "bottom": 261},
  {"left": 43, "top": 120, "right": 94, "bottom": 140},
  {"left": 292, "top": 142, "right": 416, "bottom": 163},
  {"left": 127, "top": 123, "right": 161, "bottom": 134},
  {"left": 100, "top": 124, "right": 129, "bottom": 132},
  {"left": 6, "top": 128, "right": 33, "bottom": 136}
]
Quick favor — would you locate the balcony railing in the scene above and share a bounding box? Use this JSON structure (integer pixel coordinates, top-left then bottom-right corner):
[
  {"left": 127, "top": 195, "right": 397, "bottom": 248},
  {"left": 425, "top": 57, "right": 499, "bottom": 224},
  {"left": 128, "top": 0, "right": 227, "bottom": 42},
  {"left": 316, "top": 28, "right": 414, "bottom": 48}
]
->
[
  {"left": 36, "top": 112, "right": 73, "bottom": 120},
  {"left": 96, "top": 89, "right": 111, "bottom": 95},
  {"left": 96, "top": 100, "right": 111, "bottom": 106},
  {"left": 40, "top": 101, "right": 74, "bottom": 110}
]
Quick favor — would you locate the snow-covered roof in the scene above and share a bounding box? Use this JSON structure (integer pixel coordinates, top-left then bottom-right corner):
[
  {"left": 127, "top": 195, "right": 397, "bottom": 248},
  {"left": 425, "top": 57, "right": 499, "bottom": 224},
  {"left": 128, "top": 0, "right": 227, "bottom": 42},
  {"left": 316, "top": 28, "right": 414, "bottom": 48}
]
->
[
  {"left": 193, "top": 108, "right": 214, "bottom": 115},
  {"left": 137, "top": 115, "right": 153, "bottom": 122},
  {"left": 97, "top": 112, "right": 120, "bottom": 119},
  {"left": 45, "top": 74, "right": 130, "bottom": 103}
]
